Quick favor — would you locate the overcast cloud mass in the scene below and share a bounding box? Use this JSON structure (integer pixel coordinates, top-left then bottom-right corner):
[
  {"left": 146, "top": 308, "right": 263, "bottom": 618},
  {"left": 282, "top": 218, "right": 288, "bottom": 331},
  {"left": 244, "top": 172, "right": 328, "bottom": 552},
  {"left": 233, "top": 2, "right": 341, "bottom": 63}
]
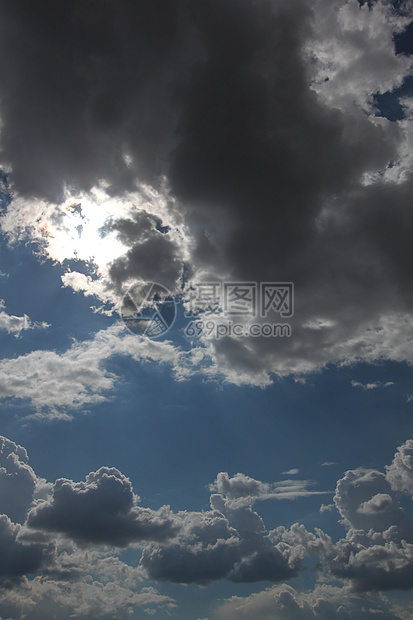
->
[
  {"left": 1, "top": 0, "right": 413, "bottom": 617},
  {"left": 1, "top": 0, "right": 413, "bottom": 383}
]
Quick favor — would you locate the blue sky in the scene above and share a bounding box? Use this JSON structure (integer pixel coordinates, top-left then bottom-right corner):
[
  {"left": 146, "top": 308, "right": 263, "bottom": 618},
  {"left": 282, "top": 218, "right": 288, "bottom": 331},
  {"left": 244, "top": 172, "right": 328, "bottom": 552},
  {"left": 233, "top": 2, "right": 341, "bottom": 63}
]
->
[{"left": 2, "top": 1, "right": 413, "bottom": 618}]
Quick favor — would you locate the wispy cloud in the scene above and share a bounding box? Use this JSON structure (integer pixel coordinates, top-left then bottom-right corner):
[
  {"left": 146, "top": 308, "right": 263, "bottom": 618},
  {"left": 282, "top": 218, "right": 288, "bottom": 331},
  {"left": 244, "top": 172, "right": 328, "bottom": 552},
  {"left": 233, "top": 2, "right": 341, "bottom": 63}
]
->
[
  {"left": 351, "top": 380, "right": 394, "bottom": 391},
  {"left": 282, "top": 468, "right": 300, "bottom": 476}
]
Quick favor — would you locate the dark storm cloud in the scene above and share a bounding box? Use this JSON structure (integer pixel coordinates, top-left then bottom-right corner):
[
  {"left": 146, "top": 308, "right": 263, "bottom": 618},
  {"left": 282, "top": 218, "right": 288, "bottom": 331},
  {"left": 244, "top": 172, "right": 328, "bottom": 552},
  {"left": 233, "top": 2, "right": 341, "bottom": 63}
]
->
[
  {"left": 27, "top": 466, "right": 179, "bottom": 546},
  {"left": 0, "top": 0, "right": 194, "bottom": 200},
  {"left": 1, "top": 0, "right": 413, "bottom": 378}
]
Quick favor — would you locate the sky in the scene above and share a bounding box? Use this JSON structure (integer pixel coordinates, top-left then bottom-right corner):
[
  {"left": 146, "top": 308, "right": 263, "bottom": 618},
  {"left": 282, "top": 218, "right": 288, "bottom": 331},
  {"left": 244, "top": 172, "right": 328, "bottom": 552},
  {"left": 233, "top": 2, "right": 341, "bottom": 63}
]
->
[{"left": 2, "top": 0, "right": 413, "bottom": 618}]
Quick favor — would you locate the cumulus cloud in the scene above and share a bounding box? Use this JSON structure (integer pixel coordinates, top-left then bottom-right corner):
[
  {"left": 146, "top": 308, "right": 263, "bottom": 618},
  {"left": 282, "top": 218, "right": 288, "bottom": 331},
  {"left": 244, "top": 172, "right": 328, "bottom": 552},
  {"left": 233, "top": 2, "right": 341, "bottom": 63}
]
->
[
  {"left": 0, "top": 525, "right": 176, "bottom": 618},
  {"left": 386, "top": 439, "right": 413, "bottom": 496},
  {"left": 27, "top": 467, "right": 179, "bottom": 547},
  {"left": 212, "top": 472, "right": 271, "bottom": 501},
  {"left": 329, "top": 534, "right": 413, "bottom": 592},
  {"left": 0, "top": 436, "right": 51, "bottom": 524},
  {"left": 324, "top": 453, "right": 413, "bottom": 592},
  {"left": 0, "top": 436, "right": 177, "bottom": 618},
  {"left": 333, "top": 467, "right": 412, "bottom": 535},
  {"left": 141, "top": 475, "right": 328, "bottom": 585},
  {"left": 0, "top": 436, "right": 37, "bottom": 524},
  {"left": 4, "top": 433, "right": 413, "bottom": 612},
  {"left": 140, "top": 510, "right": 242, "bottom": 585},
  {"left": 140, "top": 505, "right": 306, "bottom": 586}
]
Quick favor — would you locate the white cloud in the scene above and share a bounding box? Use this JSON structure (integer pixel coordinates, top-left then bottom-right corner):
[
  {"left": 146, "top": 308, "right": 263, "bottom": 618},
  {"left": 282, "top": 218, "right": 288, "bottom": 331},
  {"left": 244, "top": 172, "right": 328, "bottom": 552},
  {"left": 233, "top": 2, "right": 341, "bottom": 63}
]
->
[
  {"left": 283, "top": 468, "right": 300, "bottom": 476},
  {"left": 358, "top": 493, "right": 394, "bottom": 515},
  {"left": 333, "top": 467, "right": 412, "bottom": 535},
  {"left": 386, "top": 439, "right": 413, "bottom": 496},
  {"left": 1, "top": 184, "right": 189, "bottom": 307},
  {"left": 0, "top": 324, "right": 193, "bottom": 418},
  {"left": 209, "top": 472, "right": 329, "bottom": 508},
  {"left": 351, "top": 380, "right": 394, "bottom": 390},
  {"left": 0, "top": 299, "right": 49, "bottom": 336},
  {"left": 0, "top": 572, "right": 176, "bottom": 620},
  {"left": 215, "top": 583, "right": 402, "bottom": 620},
  {"left": 324, "top": 452, "right": 413, "bottom": 591},
  {"left": 306, "top": 0, "right": 412, "bottom": 111},
  {"left": 0, "top": 436, "right": 38, "bottom": 523}
]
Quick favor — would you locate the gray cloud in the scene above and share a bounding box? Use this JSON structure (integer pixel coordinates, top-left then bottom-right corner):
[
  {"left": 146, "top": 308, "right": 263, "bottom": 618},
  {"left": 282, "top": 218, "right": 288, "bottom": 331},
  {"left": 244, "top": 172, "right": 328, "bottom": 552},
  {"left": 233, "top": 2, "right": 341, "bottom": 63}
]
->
[
  {"left": 140, "top": 508, "right": 250, "bottom": 585},
  {"left": 140, "top": 504, "right": 302, "bottom": 586},
  {"left": 1, "top": 0, "right": 413, "bottom": 384},
  {"left": 100, "top": 208, "right": 186, "bottom": 293},
  {"left": 0, "top": 515, "right": 48, "bottom": 581},
  {"left": 27, "top": 466, "right": 179, "bottom": 547},
  {"left": 141, "top": 475, "right": 325, "bottom": 585},
  {"left": 5, "top": 433, "right": 413, "bottom": 604},
  {"left": 0, "top": 0, "right": 192, "bottom": 202},
  {"left": 226, "top": 546, "right": 300, "bottom": 584},
  {"left": 328, "top": 529, "right": 413, "bottom": 592}
]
